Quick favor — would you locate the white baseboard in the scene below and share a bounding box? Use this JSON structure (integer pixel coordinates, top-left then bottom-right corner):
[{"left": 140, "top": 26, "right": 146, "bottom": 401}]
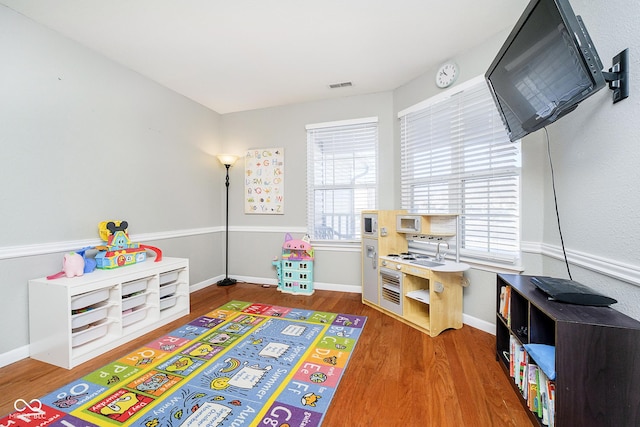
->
[
  {"left": 314, "top": 282, "right": 362, "bottom": 293},
  {"left": 0, "top": 345, "right": 29, "bottom": 368},
  {"left": 232, "top": 274, "right": 362, "bottom": 294},
  {"left": 462, "top": 314, "right": 496, "bottom": 335},
  {"left": 190, "top": 276, "right": 226, "bottom": 292}
]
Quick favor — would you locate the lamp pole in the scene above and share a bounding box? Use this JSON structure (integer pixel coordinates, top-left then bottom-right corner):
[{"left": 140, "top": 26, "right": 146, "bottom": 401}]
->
[{"left": 217, "top": 155, "right": 238, "bottom": 286}]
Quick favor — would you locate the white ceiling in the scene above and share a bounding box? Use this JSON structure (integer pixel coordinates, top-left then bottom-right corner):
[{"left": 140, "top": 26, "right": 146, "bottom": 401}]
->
[{"left": 1, "top": 0, "right": 528, "bottom": 114}]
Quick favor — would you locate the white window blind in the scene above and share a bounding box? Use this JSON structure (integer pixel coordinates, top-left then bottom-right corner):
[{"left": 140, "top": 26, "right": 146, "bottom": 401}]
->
[
  {"left": 399, "top": 76, "right": 521, "bottom": 264},
  {"left": 306, "top": 118, "right": 378, "bottom": 241}
]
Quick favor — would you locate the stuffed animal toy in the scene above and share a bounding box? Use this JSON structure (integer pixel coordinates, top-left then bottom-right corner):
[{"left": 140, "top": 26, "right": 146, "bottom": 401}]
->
[
  {"left": 63, "top": 252, "right": 85, "bottom": 277},
  {"left": 47, "top": 252, "right": 85, "bottom": 280}
]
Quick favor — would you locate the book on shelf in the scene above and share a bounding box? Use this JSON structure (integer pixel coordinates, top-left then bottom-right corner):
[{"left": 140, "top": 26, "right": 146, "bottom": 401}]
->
[
  {"left": 509, "top": 334, "right": 516, "bottom": 377},
  {"left": 540, "top": 370, "right": 549, "bottom": 425},
  {"left": 508, "top": 334, "right": 555, "bottom": 426},
  {"left": 509, "top": 335, "right": 528, "bottom": 393},
  {"left": 527, "top": 363, "right": 542, "bottom": 418},
  {"left": 547, "top": 381, "right": 555, "bottom": 427},
  {"left": 499, "top": 285, "right": 511, "bottom": 324}
]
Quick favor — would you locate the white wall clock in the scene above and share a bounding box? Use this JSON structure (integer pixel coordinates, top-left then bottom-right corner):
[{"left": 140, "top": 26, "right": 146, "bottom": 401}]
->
[{"left": 435, "top": 62, "right": 459, "bottom": 88}]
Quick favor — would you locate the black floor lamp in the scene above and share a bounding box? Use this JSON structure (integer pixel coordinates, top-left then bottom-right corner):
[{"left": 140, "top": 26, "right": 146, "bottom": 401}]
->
[{"left": 216, "top": 154, "right": 238, "bottom": 286}]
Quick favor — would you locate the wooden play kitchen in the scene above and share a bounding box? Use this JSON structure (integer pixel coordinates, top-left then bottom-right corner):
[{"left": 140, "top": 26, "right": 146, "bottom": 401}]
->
[{"left": 361, "top": 210, "right": 468, "bottom": 337}]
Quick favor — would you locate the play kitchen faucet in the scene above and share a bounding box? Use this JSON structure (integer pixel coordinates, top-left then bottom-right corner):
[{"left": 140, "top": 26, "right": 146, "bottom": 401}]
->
[{"left": 435, "top": 239, "right": 449, "bottom": 262}]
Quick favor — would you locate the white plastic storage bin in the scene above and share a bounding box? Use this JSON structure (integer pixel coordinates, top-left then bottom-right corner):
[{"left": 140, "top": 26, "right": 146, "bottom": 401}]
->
[
  {"left": 122, "top": 306, "right": 148, "bottom": 327},
  {"left": 122, "top": 292, "right": 148, "bottom": 312},
  {"left": 159, "top": 283, "right": 177, "bottom": 298},
  {"left": 159, "top": 295, "right": 177, "bottom": 310},
  {"left": 72, "top": 320, "right": 109, "bottom": 347},
  {"left": 71, "top": 302, "right": 109, "bottom": 329},
  {"left": 122, "top": 277, "right": 149, "bottom": 295},
  {"left": 71, "top": 288, "right": 110, "bottom": 311},
  {"left": 159, "top": 270, "right": 180, "bottom": 285}
]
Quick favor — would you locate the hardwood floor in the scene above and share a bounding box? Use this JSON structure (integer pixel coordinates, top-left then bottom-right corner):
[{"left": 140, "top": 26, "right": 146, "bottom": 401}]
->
[{"left": 0, "top": 282, "right": 533, "bottom": 426}]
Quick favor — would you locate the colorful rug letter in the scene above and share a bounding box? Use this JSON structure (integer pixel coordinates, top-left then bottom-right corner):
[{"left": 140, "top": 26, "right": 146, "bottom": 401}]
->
[{"left": 1, "top": 301, "right": 366, "bottom": 426}]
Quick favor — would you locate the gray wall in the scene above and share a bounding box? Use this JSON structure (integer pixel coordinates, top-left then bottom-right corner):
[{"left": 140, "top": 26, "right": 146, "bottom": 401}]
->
[
  {"left": 221, "top": 92, "right": 395, "bottom": 287},
  {"left": 1, "top": 6, "right": 224, "bottom": 356},
  {"left": 537, "top": 0, "right": 640, "bottom": 318}
]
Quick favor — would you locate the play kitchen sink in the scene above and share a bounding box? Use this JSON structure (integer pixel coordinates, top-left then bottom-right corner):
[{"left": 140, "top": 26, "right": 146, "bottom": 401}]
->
[{"left": 410, "top": 259, "right": 444, "bottom": 268}]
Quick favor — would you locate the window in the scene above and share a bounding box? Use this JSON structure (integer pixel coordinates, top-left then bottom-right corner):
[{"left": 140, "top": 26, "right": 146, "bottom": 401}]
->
[
  {"left": 399, "top": 76, "right": 520, "bottom": 265},
  {"left": 306, "top": 117, "right": 378, "bottom": 241}
]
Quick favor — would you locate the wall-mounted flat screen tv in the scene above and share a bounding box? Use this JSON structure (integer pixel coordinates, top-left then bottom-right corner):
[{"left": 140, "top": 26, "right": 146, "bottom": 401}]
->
[{"left": 485, "top": 0, "right": 606, "bottom": 142}]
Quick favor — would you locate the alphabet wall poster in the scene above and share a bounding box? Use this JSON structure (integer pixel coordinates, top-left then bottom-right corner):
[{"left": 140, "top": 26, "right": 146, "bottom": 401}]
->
[{"left": 244, "top": 148, "right": 284, "bottom": 214}]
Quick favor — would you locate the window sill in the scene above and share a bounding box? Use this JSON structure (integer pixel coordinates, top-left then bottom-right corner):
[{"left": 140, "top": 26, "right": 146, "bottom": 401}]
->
[{"left": 311, "top": 240, "right": 361, "bottom": 252}]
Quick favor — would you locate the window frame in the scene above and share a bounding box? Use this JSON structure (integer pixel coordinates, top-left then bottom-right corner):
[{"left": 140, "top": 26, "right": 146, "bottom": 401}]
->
[
  {"left": 306, "top": 117, "right": 379, "bottom": 242},
  {"left": 398, "top": 75, "right": 521, "bottom": 267}
]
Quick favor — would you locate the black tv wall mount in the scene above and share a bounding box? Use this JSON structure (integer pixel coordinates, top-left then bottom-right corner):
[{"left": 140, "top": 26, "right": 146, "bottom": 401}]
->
[{"left": 602, "top": 48, "right": 630, "bottom": 103}]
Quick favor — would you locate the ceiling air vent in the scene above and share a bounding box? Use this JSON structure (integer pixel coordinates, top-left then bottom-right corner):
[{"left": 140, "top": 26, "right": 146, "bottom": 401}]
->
[{"left": 329, "top": 81, "right": 353, "bottom": 89}]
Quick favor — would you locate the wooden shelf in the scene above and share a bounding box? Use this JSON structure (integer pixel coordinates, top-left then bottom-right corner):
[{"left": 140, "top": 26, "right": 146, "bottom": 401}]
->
[
  {"left": 497, "top": 273, "right": 640, "bottom": 427},
  {"left": 406, "top": 289, "right": 430, "bottom": 304},
  {"left": 404, "top": 303, "right": 430, "bottom": 327}
]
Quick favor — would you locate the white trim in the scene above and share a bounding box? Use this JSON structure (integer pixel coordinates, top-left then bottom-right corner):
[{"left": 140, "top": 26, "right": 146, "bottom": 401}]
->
[
  {"left": 5, "top": 231, "right": 640, "bottom": 287},
  {"left": 0, "top": 225, "right": 303, "bottom": 260},
  {"left": 522, "top": 239, "right": 640, "bottom": 286},
  {"left": 231, "top": 274, "right": 362, "bottom": 293},
  {"left": 536, "top": 241, "right": 640, "bottom": 287},
  {"left": 4, "top": 229, "right": 640, "bottom": 287},
  {"left": 314, "top": 282, "right": 362, "bottom": 293},
  {"left": 189, "top": 276, "right": 225, "bottom": 293},
  {"left": 520, "top": 240, "right": 543, "bottom": 254},
  {"left": 133, "top": 227, "right": 222, "bottom": 241},
  {"left": 0, "top": 225, "right": 354, "bottom": 260},
  {"left": 0, "top": 239, "right": 103, "bottom": 260},
  {"left": 0, "top": 345, "right": 30, "bottom": 369},
  {"left": 0, "top": 227, "right": 221, "bottom": 260},
  {"left": 398, "top": 75, "right": 486, "bottom": 117},
  {"left": 194, "top": 272, "right": 364, "bottom": 293},
  {"left": 228, "top": 225, "right": 307, "bottom": 234},
  {"left": 463, "top": 314, "right": 496, "bottom": 335},
  {"left": 458, "top": 259, "right": 524, "bottom": 275},
  {"left": 305, "top": 116, "right": 378, "bottom": 130},
  {"left": 311, "top": 241, "right": 361, "bottom": 252},
  {"left": 233, "top": 275, "right": 278, "bottom": 287}
]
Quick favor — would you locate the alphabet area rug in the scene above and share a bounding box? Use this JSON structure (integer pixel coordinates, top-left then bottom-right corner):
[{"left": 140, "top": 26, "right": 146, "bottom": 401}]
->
[{"left": 2, "top": 301, "right": 366, "bottom": 427}]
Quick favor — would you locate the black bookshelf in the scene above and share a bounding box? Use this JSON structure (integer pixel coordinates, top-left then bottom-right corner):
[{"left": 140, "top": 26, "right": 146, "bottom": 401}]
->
[{"left": 496, "top": 274, "right": 640, "bottom": 426}]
